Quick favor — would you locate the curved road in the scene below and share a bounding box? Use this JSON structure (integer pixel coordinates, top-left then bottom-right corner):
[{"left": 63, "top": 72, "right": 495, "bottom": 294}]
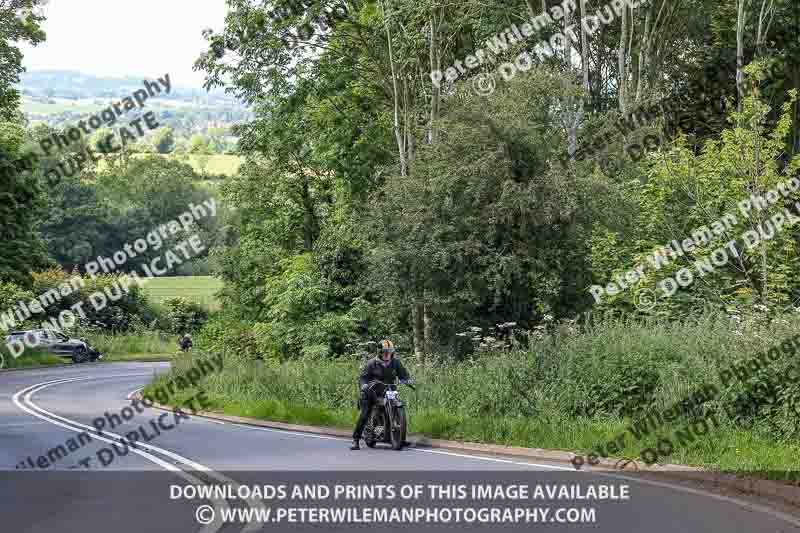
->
[{"left": 1, "top": 362, "right": 799, "bottom": 532}]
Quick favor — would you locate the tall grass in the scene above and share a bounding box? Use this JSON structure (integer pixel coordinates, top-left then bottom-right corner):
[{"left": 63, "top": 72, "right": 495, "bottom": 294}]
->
[
  {"left": 87, "top": 330, "right": 176, "bottom": 358},
  {"left": 0, "top": 331, "right": 177, "bottom": 369},
  {"left": 0, "top": 346, "right": 64, "bottom": 369},
  {"left": 151, "top": 313, "right": 800, "bottom": 474}
]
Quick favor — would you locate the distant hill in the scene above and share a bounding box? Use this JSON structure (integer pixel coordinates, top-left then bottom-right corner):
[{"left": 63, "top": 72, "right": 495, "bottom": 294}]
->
[
  {"left": 18, "top": 70, "right": 244, "bottom": 108},
  {"left": 17, "top": 70, "right": 253, "bottom": 143}
]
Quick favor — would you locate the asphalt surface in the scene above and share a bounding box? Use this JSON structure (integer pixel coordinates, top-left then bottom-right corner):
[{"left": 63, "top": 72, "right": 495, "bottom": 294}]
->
[{"left": 1, "top": 362, "right": 799, "bottom": 532}]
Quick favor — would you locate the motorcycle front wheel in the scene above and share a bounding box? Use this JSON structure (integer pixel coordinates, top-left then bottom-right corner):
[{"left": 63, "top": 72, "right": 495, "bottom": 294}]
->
[{"left": 390, "top": 407, "right": 406, "bottom": 450}]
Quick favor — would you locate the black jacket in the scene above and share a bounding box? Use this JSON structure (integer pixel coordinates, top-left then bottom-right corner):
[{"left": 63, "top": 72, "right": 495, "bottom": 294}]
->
[{"left": 359, "top": 357, "right": 411, "bottom": 388}]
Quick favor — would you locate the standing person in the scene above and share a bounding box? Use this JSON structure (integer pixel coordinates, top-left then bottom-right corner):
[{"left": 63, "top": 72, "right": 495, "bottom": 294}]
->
[{"left": 350, "top": 339, "right": 413, "bottom": 450}]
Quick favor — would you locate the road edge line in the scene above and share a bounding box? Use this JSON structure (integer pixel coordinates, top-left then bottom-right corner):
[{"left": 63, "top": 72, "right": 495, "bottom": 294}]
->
[{"left": 133, "top": 393, "right": 800, "bottom": 511}]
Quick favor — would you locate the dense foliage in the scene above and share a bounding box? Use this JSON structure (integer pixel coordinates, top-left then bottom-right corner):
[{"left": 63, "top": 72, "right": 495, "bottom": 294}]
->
[{"left": 193, "top": 0, "right": 800, "bottom": 358}]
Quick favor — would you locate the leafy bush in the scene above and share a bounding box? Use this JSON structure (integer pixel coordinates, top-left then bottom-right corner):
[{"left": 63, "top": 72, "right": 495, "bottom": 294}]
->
[
  {"left": 161, "top": 297, "right": 209, "bottom": 334},
  {"left": 5, "top": 269, "right": 158, "bottom": 334},
  {"left": 0, "top": 281, "right": 34, "bottom": 316},
  {"left": 196, "top": 312, "right": 800, "bottom": 441},
  {"left": 251, "top": 253, "right": 362, "bottom": 360},
  {"left": 195, "top": 314, "right": 260, "bottom": 360}
]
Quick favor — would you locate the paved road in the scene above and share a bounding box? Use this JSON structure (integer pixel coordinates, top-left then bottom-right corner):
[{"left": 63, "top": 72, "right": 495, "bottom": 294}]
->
[{"left": 1, "top": 362, "right": 799, "bottom": 532}]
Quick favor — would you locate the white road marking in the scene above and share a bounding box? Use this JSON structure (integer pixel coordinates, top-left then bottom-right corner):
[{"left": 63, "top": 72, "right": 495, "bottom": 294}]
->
[
  {"left": 409, "top": 447, "right": 576, "bottom": 470},
  {"left": 230, "top": 422, "right": 345, "bottom": 441},
  {"left": 12, "top": 376, "right": 229, "bottom": 533},
  {"left": 219, "top": 407, "right": 800, "bottom": 526},
  {"left": 14, "top": 374, "right": 265, "bottom": 533},
  {"left": 14, "top": 371, "right": 800, "bottom": 529},
  {"left": 125, "top": 386, "right": 144, "bottom": 400}
]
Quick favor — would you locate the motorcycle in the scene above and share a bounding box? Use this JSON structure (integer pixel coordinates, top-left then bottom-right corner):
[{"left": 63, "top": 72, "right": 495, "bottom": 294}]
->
[{"left": 363, "top": 379, "right": 414, "bottom": 450}]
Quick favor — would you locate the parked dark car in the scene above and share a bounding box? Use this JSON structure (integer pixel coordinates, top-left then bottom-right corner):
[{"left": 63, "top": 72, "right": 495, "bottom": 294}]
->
[{"left": 4, "top": 330, "right": 103, "bottom": 363}]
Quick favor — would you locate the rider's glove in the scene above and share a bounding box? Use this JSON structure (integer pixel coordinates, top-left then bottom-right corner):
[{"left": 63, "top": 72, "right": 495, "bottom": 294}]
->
[
  {"left": 399, "top": 379, "right": 414, "bottom": 385},
  {"left": 360, "top": 383, "right": 369, "bottom": 392}
]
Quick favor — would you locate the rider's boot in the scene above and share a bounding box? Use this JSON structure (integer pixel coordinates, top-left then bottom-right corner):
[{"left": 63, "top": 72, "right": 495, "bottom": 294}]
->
[{"left": 350, "top": 438, "right": 361, "bottom": 450}]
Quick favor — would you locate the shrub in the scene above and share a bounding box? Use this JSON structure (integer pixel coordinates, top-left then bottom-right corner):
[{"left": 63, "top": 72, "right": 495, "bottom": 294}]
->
[
  {"left": 25, "top": 269, "right": 159, "bottom": 334},
  {"left": 196, "top": 311, "right": 800, "bottom": 444},
  {"left": 0, "top": 281, "right": 34, "bottom": 318},
  {"left": 195, "top": 314, "right": 260, "bottom": 359},
  {"left": 162, "top": 297, "right": 209, "bottom": 334}
]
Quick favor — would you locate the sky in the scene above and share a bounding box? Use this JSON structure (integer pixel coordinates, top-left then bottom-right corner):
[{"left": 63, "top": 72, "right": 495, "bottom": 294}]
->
[{"left": 19, "top": 0, "right": 228, "bottom": 88}]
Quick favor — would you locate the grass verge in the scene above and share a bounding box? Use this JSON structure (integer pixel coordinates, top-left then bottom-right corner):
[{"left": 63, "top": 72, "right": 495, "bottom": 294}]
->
[
  {"left": 89, "top": 330, "right": 176, "bottom": 358},
  {"left": 144, "top": 315, "right": 800, "bottom": 481},
  {"left": 1, "top": 348, "right": 67, "bottom": 369}
]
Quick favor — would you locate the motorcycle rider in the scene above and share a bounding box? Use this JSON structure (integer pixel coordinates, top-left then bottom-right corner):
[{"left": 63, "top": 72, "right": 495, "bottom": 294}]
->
[
  {"left": 178, "top": 334, "right": 193, "bottom": 353},
  {"left": 350, "top": 339, "right": 412, "bottom": 450}
]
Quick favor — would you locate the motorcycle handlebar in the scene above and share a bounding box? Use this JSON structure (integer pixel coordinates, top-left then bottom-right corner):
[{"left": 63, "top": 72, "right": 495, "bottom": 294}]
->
[{"left": 366, "top": 380, "right": 416, "bottom": 390}]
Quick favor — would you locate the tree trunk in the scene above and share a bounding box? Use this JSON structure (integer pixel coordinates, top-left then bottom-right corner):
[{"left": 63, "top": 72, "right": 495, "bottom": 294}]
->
[
  {"left": 635, "top": 6, "right": 651, "bottom": 103},
  {"left": 618, "top": 4, "right": 628, "bottom": 113},
  {"left": 381, "top": 0, "right": 407, "bottom": 176},
  {"left": 423, "top": 299, "right": 433, "bottom": 356},
  {"left": 756, "top": 0, "right": 775, "bottom": 56},
  {"left": 301, "top": 179, "right": 316, "bottom": 251},
  {"left": 794, "top": 64, "right": 800, "bottom": 155},
  {"left": 736, "top": 0, "right": 748, "bottom": 112},
  {"left": 414, "top": 299, "right": 424, "bottom": 359},
  {"left": 428, "top": 13, "right": 440, "bottom": 145},
  {"left": 580, "top": 0, "right": 590, "bottom": 93},
  {"left": 563, "top": 7, "right": 581, "bottom": 158}
]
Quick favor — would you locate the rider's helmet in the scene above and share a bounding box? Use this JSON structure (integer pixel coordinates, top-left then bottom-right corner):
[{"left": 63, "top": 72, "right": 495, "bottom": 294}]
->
[{"left": 380, "top": 339, "right": 395, "bottom": 358}]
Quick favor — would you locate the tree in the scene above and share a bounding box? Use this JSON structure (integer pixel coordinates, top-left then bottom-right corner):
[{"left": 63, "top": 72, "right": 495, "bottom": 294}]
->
[
  {"left": 38, "top": 171, "right": 116, "bottom": 272},
  {"left": 152, "top": 127, "right": 176, "bottom": 154},
  {"left": 592, "top": 66, "right": 800, "bottom": 315},
  {"left": 0, "top": 1, "right": 46, "bottom": 120},
  {"left": 188, "top": 134, "right": 212, "bottom": 154},
  {"left": 0, "top": 121, "right": 50, "bottom": 288},
  {"left": 192, "top": 0, "right": 800, "bottom": 361}
]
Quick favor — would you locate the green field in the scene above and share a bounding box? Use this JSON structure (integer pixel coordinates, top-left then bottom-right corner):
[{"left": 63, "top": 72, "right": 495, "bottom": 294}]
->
[
  {"left": 94, "top": 153, "right": 241, "bottom": 177},
  {"left": 22, "top": 98, "right": 101, "bottom": 114},
  {"left": 185, "top": 154, "right": 241, "bottom": 176},
  {"left": 141, "top": 276, "right": 224, "bottom": 310},
  {"left": 22, "top": 97, "right": 235, "bottom": 117}
]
